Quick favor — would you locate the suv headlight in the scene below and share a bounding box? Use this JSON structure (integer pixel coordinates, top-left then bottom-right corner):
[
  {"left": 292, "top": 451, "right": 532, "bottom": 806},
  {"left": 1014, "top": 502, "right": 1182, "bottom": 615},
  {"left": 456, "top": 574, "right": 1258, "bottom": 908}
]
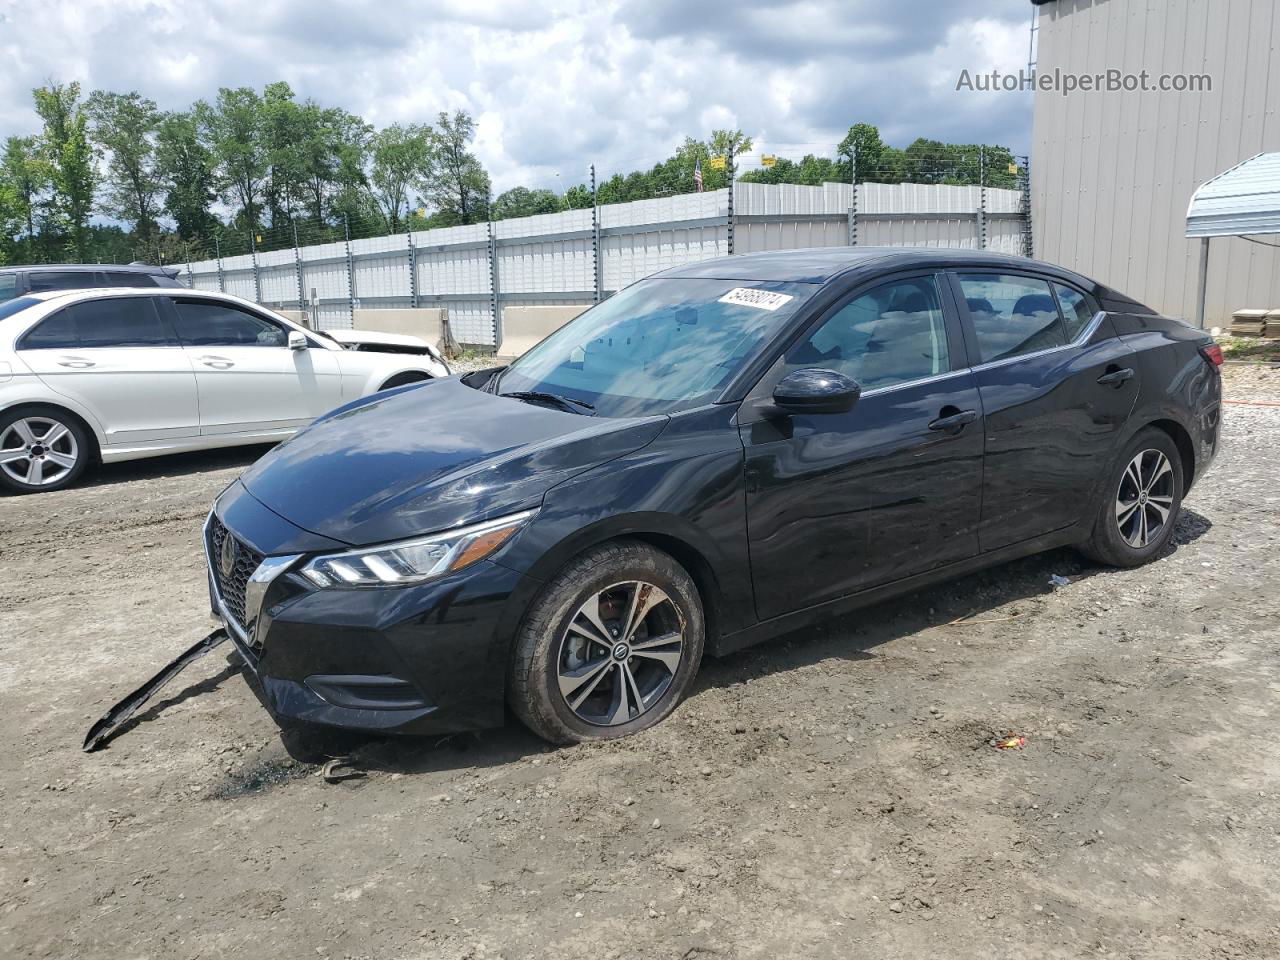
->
[{"left": 299, "top": 509, "right": 536, "bottom": 588}]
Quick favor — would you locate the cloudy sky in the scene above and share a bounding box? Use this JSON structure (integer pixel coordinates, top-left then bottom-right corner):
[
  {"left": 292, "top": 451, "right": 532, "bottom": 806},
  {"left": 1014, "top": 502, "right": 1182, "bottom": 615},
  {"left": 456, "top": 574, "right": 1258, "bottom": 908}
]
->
[{"left": 0, "top": 0, "right": 1035, "bottom": 192}]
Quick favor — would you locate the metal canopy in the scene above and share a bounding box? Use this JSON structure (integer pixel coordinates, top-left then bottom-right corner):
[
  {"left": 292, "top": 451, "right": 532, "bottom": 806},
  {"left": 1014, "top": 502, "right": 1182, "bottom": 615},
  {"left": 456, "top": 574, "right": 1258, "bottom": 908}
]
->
[{"left": 1186, "top": 152, "right": 1280, "bottom": 238}]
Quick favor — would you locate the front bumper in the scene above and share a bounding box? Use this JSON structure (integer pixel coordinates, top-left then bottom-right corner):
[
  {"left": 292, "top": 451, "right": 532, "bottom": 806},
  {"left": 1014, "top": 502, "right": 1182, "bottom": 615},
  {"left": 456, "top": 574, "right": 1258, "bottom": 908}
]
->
[{"left": 206, "top": 483, "right": 540, "bottom": 736}]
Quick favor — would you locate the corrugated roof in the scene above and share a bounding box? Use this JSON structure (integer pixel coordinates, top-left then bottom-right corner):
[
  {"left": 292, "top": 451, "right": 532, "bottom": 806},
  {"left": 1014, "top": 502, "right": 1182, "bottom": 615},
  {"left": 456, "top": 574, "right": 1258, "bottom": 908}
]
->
[{"left": 1186, "top": 152, "right": 1280, "bottom": 238}]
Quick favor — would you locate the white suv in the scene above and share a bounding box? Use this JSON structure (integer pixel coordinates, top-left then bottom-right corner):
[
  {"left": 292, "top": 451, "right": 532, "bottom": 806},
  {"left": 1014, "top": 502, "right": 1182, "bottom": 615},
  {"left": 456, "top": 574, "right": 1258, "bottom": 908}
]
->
[{"left": 0, "top": 288, "right": 450, "bottom": 493}]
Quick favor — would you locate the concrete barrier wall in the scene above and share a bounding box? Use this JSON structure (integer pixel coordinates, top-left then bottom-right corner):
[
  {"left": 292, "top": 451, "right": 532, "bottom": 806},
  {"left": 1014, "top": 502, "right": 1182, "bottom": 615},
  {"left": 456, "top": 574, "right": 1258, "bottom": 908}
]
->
[
  {"left": 499, "top": 305, "right": 589, "bottom": 358},
  {"left": 352, "top": 308, "right": 445, "bottom": 346}
]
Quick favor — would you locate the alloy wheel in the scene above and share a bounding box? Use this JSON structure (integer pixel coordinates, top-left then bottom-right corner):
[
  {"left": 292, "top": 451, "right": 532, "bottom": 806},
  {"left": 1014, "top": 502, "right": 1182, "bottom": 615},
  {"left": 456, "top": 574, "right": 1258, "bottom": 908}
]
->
[
  {"left": 1115, "top": 448, "right": 1175, "bottom": 548},
  {"left": 556, "top": 580, "right": 686, "bottom": 726},
  {"left": 0, "top": 416, "right": 80, "bottom": 487}
]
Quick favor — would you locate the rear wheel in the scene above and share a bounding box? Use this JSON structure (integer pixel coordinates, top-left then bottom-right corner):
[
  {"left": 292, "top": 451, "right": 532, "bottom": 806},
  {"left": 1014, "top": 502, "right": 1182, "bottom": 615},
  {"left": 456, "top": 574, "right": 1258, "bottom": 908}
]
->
[
  {"left": 1079, "top": 427, "right": 1183, "bottom": 567},
  {"left": 508, "top": 541, "right": 704, "bottom": 744},
  {"left": 0, "top": 406, "right": 92, "bottom": 494}
]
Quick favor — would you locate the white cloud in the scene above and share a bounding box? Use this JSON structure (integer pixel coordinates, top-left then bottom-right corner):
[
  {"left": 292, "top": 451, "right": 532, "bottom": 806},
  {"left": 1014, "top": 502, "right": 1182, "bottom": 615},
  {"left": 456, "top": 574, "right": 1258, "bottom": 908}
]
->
[{"left": 0, "top": 0, "right": 1033, "bottom": 194}]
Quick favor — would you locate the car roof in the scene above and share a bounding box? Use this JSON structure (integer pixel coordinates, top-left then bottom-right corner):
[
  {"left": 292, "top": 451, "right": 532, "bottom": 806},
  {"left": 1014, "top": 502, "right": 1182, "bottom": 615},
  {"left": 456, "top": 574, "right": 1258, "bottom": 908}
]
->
[
  {"left": 653, "top": 246, "right": 1093, "bottom": 285},
  {"left": 0, "top": 262, "right": 175, "bottom": 275},
  {"left": 25, "top": 286, "right": 221, "bottom": 303}
]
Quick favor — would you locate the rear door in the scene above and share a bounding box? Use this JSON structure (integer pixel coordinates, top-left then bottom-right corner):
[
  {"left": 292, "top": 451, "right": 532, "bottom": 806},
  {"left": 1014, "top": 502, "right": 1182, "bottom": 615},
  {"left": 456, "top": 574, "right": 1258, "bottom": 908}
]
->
[
  {"left": 166, "top": 297, "right": 344, "bottom": 436},
  {"left": 741, "top": 272, "right": 984, "bottom": 620},
  {"left": 952, "top": 271, "right": 1139, "bottom": 551},
  {"left": 17, "top": 296, "right": 200, "bottom": 443}
]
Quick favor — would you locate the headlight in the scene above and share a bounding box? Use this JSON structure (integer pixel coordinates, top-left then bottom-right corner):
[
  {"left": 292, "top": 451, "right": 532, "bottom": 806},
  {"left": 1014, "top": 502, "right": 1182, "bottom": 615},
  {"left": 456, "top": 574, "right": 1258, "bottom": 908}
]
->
[{"left": 299, "top": 509, "right": 536, "bottom": 588}]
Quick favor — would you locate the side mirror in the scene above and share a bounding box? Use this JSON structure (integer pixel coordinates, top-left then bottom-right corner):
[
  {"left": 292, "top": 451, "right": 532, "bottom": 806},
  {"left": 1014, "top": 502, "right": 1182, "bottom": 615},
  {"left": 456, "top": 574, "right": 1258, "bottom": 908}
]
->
[
  {"left": 288, "top": 330, "right": 308, "bottom": 351},
  {"left": 771, "top": 368, "right": 861, "bottom": 415}
]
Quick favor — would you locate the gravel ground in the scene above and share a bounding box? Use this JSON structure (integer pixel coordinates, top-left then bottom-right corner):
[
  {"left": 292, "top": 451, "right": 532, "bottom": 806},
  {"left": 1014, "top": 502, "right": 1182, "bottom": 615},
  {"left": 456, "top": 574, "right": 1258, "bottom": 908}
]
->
[{"left": 2, "top": 365, "right": 1278, "bottom": 959}]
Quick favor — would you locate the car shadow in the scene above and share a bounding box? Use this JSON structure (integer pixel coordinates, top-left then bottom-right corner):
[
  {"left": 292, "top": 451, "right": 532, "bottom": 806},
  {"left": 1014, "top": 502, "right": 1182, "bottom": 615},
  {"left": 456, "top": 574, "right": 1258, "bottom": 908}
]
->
[
  {"left": 80, "top": 444, "right": 277, "bottom": 488},
  {"left": 268, "top": 507, "right": 1213, "bottom": 777}
]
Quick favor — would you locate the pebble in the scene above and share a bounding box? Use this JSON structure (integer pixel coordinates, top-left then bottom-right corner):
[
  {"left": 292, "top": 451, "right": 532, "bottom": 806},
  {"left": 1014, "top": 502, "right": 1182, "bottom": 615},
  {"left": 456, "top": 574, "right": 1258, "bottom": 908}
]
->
[
  {"left": 652, "top": 818, "right": 661, "bottom": 829},
  {"left": 889, "top": 901, "right": 904, "bottom": 913},
  {"left": 699, "top": 766, "right": 712, "bottom": 776}
]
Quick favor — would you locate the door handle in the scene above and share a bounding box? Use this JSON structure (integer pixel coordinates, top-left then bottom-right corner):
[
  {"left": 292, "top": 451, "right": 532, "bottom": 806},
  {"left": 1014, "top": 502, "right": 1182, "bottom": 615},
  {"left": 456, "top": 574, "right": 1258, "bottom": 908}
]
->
[
  {"left": 928, "top": 409, "right": 977, "bottom": 432},
  {"left": 56, "top": 357, "right": 95, "bottom": 368},
  {"left": 199, "top": 356, "right": 235, "bottom": 369},
  {"left": 1097, "top": 366, "right": 1134, "bottom": 387}
]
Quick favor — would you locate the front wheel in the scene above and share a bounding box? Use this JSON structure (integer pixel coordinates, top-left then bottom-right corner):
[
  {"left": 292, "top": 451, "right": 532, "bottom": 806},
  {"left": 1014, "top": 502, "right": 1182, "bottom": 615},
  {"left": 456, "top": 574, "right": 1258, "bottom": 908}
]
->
[
  {"left": 1079, "top": 427, "right": 1184, "bottom": 567},
  {"left": 378, "top": 372, "right": 430, "bottom": 391},
  {"left": 508, "top": 541, "right": 704, "bottom": 744},
  {"left": 0, "top": 407, "right": 92, "bottom": 494}
]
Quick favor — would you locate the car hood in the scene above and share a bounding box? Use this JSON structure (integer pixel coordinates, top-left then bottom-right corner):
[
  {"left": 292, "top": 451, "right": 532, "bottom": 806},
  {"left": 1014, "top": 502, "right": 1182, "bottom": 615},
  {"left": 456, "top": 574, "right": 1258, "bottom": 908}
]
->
[{"left": 240, "top": 377, "right": 667, "bottom": 546}]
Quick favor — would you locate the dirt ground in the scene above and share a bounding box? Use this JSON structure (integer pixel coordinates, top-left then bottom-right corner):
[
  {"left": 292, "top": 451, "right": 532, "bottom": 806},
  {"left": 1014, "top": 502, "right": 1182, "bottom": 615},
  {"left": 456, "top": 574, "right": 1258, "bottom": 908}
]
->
[{"left": 2, "top": 366, "right": 1278, "bottom": 960}]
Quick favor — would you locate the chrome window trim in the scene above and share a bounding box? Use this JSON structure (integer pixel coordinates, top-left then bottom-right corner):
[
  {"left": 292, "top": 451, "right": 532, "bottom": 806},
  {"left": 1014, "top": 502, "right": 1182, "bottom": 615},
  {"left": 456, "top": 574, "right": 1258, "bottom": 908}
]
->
[{"left": 858, "top": 367, "right": 975, "bottom": 400}]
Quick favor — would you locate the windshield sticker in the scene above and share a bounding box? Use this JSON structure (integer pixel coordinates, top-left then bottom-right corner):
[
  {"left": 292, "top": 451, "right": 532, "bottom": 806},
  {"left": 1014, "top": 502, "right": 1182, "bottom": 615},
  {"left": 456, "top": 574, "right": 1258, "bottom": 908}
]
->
[{"left": 718, "top": 288, "right": 795, "bottom": 311}]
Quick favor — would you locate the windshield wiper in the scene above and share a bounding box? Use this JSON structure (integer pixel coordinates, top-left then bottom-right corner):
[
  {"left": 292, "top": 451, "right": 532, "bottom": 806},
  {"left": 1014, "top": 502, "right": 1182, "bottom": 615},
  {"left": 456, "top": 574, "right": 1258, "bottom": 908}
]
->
[{"left": 500, "top": 390, "right": 596, "bottom": 415}]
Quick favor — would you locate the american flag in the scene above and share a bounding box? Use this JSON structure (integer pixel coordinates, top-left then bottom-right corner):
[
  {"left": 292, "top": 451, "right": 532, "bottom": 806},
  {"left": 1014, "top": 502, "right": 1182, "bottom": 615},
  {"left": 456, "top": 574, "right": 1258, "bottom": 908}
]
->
[{"left": 693, "top": 157, "right": 703, "bottom": 192}]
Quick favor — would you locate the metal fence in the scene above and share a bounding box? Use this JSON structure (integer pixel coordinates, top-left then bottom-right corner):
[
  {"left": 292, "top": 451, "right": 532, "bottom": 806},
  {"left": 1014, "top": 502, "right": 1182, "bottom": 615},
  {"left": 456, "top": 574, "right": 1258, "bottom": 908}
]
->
[{"left": 183, "top": 180, "right": 1028, "bottom": 347}]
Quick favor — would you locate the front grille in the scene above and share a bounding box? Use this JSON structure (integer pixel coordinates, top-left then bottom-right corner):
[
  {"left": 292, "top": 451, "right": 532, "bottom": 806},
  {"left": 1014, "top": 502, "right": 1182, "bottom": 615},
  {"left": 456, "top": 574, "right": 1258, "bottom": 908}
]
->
[{"left": 208, "top": 514, "right": 264, "bottom": 634}]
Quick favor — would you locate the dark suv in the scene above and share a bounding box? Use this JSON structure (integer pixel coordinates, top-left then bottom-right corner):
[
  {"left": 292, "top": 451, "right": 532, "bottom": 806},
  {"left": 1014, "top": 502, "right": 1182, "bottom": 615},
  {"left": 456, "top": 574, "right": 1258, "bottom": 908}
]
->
[{"left": 0, "top": 263, "right": 183, "bottom": 303}]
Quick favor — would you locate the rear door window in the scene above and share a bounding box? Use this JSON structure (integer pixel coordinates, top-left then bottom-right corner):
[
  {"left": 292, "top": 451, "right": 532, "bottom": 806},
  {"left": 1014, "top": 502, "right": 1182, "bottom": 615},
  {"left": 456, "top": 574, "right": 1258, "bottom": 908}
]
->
[
  {"left": 171, "top": 299, "right": 288, "bottom": 347},
  {"left": 19, "top": 297, "right": 174, "bottom": 349},
  {"left": 957, "top": 274, "right": 1067, "bottom": 363}
]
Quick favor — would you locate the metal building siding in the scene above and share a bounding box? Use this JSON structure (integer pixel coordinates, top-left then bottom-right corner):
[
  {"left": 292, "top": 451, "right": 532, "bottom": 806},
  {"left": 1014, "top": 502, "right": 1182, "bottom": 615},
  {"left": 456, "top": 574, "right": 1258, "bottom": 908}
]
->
[{"left": 1032, "top": 0, "right": 1280, "bottom": 324}]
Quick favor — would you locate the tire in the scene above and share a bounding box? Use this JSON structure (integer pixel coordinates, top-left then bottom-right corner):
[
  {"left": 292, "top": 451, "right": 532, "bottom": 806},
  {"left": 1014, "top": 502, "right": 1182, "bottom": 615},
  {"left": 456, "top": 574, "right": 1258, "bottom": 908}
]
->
[
  {"left": 1078, "top": 427, "right": 1184, "bottom": 568},
  {"left": 508, "top": 540, "right": 705, "bottom": 744},
  {"left": 378, "top": 372, "right": 430, "bottom": 391},
  {"left": 0, "top": 406, "right": 92, "bottom": 494}
]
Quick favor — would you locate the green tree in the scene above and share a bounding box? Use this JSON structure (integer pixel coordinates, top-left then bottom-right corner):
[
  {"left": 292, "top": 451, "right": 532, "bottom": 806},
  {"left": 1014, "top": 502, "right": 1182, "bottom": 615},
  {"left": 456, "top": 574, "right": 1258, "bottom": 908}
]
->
[
  {"left": 367, "top": 123, "right": 433, "bottom": 233},
  {"left": 491, "top": 186, "right": 563, "bottom": 220},
  {"left": 563, "top": 183, "right": 593, "bottom": 209},
  {"left": 1, "top": 136, "right": 45, "bottom": 254},
  {"left": 155, "top": 111, "right": 219, "bottom": 241},
  {"left": 709, "top": 129, "right": 754, "bottom": 173},
  {"left": 32, "top": 82, "right": 96, "bottom": 260},
  {"left": 424, "top": 111, "right": 490, "bottom": 225},
  {"left": 260, "top": 81, "right": 305, "bottom": 227},
  {"left": 297, "top": 104, "right": 371, "bottom": 222},
  {"left": 198, "top": 86, "right": 267, "bottom": 229},
  {"left": 837, "top": 123, "right": 887, "bottom": 179},
  {"left": 85, "top": 90, "right": 163, "bottom": 238}
]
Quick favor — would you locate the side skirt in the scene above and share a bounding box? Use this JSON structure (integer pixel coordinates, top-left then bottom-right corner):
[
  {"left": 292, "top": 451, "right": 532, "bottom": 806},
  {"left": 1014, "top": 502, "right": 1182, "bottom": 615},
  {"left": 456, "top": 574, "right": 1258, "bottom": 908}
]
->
[{"left": 711, "top": 524, "right": 1085, "bottom": 657}]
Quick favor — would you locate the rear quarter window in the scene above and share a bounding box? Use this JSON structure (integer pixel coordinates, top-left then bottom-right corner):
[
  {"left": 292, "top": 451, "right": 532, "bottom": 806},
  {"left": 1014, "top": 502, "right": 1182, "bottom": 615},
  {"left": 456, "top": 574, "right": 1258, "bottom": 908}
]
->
[
  {"left": 27, "top": 271, "right": 97, "bottom": 293},
  {"left": 99, "top": 271, "right": 158, "bottom": 287}
]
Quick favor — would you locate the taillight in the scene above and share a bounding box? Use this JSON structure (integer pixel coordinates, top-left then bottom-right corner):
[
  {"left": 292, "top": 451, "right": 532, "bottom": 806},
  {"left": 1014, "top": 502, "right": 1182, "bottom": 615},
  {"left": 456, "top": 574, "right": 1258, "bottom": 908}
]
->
[{"left": 1199, "top": 343, "right": 1224, "bottom": 368}]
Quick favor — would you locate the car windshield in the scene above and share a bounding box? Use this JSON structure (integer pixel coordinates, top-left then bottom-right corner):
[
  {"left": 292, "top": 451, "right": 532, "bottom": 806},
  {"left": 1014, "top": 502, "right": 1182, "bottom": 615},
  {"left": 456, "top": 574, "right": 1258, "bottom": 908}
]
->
[
  {"left": 494, "top": 278, "right": 817, "bottom": 417},
  {"left": 0, "top": 274, "right": 18, "bottom": 303}
]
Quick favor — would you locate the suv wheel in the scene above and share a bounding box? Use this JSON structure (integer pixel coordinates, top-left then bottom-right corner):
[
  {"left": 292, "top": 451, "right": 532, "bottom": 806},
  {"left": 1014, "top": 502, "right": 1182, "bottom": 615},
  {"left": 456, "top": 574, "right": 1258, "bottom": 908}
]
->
[
  {"left": 0, "top": 407, "right": 91, "bottom": 494},
  {"left": 508, "top": 540, "right": 704, "bottom": 743},
  {"left": 1079, "top": 427, "right": 1183, "bottom": 567}
]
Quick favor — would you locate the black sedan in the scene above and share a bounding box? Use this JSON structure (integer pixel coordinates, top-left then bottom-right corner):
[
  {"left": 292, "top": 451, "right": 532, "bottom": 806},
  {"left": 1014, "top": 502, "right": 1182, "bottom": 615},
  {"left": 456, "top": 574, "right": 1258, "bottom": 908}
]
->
[{"left": 204, "top": 247, "right": 1222, "bottom": 743}]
